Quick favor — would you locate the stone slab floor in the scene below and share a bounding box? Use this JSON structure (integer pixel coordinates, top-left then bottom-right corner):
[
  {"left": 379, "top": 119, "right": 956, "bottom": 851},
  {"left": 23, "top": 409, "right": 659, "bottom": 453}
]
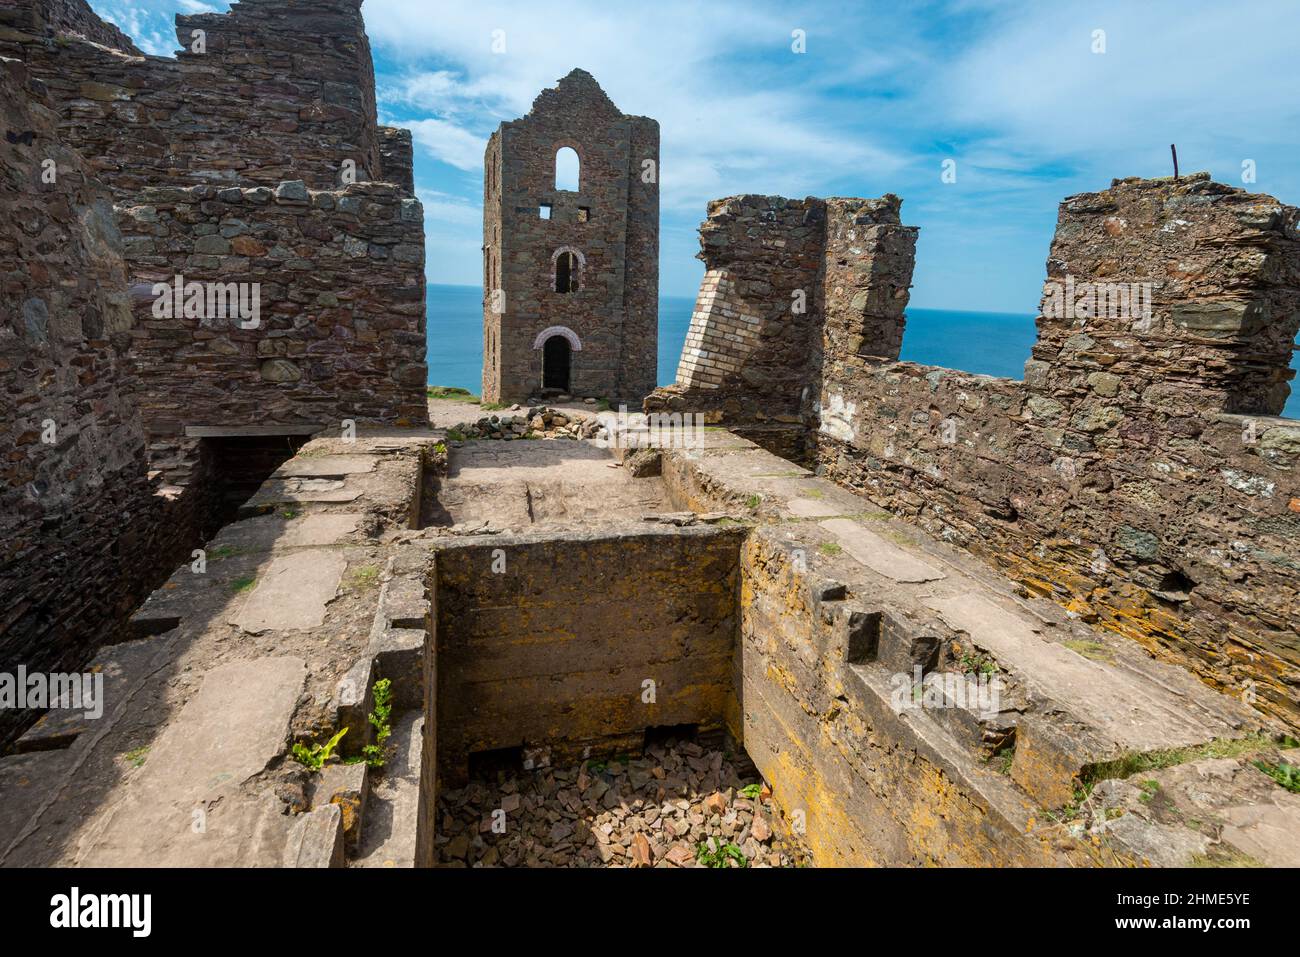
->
[{"left": 428, "top": 437, "right": 669, "bottom": 529}]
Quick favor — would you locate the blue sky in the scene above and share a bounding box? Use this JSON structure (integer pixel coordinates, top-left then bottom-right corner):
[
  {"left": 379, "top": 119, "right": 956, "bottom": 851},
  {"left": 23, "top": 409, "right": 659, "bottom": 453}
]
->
[{"left": 91, "top": 0, "right": 1300, "bottom": 312}]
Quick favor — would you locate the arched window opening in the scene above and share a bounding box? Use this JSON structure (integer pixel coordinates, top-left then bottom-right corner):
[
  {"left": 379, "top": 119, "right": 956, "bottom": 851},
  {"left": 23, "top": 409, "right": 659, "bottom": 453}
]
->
[
  {"left": 555, "top": 251, "right": 579, "bottom": 293},
  {"left": 555, "top": 146, "right": 580, "bottom": 191}
]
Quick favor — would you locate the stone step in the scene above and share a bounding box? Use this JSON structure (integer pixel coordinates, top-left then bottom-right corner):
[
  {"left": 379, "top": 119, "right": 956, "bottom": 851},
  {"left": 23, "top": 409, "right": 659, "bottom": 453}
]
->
[
  {"left": 923, "top": 591, "right": 1262, "bottom": 806},
  {"left": 272, "top": 455, "right": 379, "bottom": 479},
  {"left": 352, "top": 711, "right": 432, "bottom": 868}
]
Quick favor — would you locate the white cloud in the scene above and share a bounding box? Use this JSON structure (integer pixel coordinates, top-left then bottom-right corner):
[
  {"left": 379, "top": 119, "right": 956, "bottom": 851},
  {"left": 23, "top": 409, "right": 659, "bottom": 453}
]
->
[
  {"left": 405, "top": 118, "right": 486, "bottom": 171},
  {"left": 416, "top": 187, "right": 482, "bottom": 228},
  {"left": 366, "top": 0, "right": 906, "bottom": 213},
  {"left": 96, "top": 3, "right": 174, "bottom": 55},
  {"left": 933, "top": 0, "right": 1300, "bottom": 183}
]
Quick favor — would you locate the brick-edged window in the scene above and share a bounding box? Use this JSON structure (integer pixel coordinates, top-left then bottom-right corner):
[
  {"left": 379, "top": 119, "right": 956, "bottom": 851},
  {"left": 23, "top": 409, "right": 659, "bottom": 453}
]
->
[{"left": 551, "top": 245, "right": 585, "bottom": 294}]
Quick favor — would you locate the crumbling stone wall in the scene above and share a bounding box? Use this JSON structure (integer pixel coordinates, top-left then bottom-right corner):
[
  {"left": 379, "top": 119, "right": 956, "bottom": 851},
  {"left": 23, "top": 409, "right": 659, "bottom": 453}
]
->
[
  {"left": 665, "top": 196, "right": 824, "bottom": 414},
  {"left": 0, "top": 0, "right": 392, "bottom": 195},
  {"left": 0, "top": 0, "right": 141, "bottom": 54},
  {"left": 118, "top": 180, "right": 427, "bottom": 434},
  {"left": 815, "top": 175, "right": 1300, "bottom": 726},
  {"left": 483, "top": 69, "right": 659, "bottom": 404},
  {"left": 0, "top": 0, "right": 425, "bottom": 748},
  {"left": 645, "top": 194, "right": 916, "bottom": 460},
  {"left": 377, "top": 126, "right": 414, "bottom": 194}
]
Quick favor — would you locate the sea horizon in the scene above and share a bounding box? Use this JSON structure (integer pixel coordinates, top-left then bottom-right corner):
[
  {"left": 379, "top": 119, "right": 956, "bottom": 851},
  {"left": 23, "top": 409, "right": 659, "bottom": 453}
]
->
[{"left": 426, "top": 282, "right": 1300, "bottom": 418}]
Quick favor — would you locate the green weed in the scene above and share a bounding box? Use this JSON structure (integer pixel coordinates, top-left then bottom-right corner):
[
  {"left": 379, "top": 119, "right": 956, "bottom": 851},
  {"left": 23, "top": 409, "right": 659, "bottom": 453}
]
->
[
  {"left": 359, "top": 678, "right": 394, "bottom": 769},
  {"left": 1253, "top": 759, "right": 1300, "bottom": 794},
  {"left": 292, "top": 728, "right": 348, "bottom": 772},
  {"left": 696, "top": 838, "right": 748, "bottom": 868}
]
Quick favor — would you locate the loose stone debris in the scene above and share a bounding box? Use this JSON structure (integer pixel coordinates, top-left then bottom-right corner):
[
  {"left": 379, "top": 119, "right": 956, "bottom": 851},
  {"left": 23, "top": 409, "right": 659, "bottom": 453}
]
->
[
  {"left": 447, "top": 406, "right": 603, "bottom": 442},
  {"left": 435, "top": 740, "right": 807, "bottom": 868}
]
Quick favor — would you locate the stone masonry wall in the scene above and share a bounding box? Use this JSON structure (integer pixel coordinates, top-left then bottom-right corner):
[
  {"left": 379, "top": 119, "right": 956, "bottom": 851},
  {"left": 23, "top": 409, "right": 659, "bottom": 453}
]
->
[
  {"left": 815, "top": 175, "right": 1300, "bottom": 726},
  {"left": 0, "top": 59, "right": 213, "bottom": 746},
  {"left": 434, "top": 525, "right": 742, "bottom": 783},
  {"left": 622, "top": 112, "right": 659, "bottom": 401},
  {"left": 651, "top": 196, "right": 825, "bottom": 421},
  {"left": 118, "top": 180, "right": 427, "bottom": 434},
  {"left": 483, "top": 70, "right": 659, "bottom": 404},
  {"left": 481, "top": 132, "right": 503, "bottom": 402},
  {"left": 0, "top": 0, "right": 426, "bottom": 436},
  {"left": 735, "top": 532, "right": 1064, "bottom": 866}
]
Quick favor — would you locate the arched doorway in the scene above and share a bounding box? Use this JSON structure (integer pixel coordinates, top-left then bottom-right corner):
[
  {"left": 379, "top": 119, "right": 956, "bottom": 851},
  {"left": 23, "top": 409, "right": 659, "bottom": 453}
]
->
[{"left": 543, "top": 335, "right": 571, "bottom": 391}]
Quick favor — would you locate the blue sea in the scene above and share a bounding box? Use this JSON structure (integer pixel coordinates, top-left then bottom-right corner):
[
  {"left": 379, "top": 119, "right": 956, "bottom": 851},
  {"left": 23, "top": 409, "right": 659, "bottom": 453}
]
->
[{"left": 426, "top": 284, "right": 1300, "bottom": 417}]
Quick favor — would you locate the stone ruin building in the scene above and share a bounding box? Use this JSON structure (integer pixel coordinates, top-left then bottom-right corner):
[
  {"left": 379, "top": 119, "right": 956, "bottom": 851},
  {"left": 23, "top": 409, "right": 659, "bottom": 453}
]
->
[
  {"left": 1, "top": 0, "right": 1297, "bottom": 871},
  {"left": 481, "top": 69, "right": 658, "bottom": 405}
]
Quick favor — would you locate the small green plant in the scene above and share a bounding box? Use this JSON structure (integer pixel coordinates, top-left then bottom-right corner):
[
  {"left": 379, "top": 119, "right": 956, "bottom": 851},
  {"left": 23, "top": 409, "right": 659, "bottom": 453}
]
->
[
  {"left": 292, "top": 728, "right": 348, "bottom": 771},
  {"left": 1138, "top": 779, "right": 1160, "bottom": 803},
  {"left": 280, "top": 508, "right": 300, "bottom": 520},
  {"left": 696, "top": 839, "right": 748, "bottom": 868},
  {"left": 123, "top": 746, "right": 149, "bottom": 768},
  {"left": 818, "top": 542, "right": 842, "bottom": 557},
  {"left": 229, "top": 575, "right": 256, "bottom": 594},
  {"left": 1253, "top": 759, "right": 1300, "bottom": 794},
  {"left": 346, "top": 565, "right": 381, "bottom": 590},
  {"left": 744, "top": 494, "right": 762, "bottom": 510},
  {"left": 481, "top": 402, "right": 508, "bottom": 412},
  {"left": 446, "top": 427, "right": 467, "bottom": 442},
  {"left": 586, "top": 760, "right": 607, "bottom": 774},
  {"left": 960, "top": 651, "right": 999, "bottom": 676},
  {"left": 360, "top": 678, "right": 393, "bottom": 769},
  {"left": 739, "top": 783, "right": 763, "bottom": 800}
]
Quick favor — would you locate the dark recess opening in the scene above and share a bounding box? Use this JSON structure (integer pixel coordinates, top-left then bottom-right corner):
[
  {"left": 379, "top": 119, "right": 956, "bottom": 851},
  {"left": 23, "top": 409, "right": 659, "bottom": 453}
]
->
[
  {"left": 542, "top": 336, "right": 571, "bottom": 391},
  {"left": 554, "top": 251, "right": 578, "bottom": 293},
  {"left": 202, "top": 434, "right": 309, "bottom": 535},
  {"left": 467, "top": 745, "right": 525, "bottom": 779},
  {"left": 643, "top": 723, "right": 699, "bottom": 750}
]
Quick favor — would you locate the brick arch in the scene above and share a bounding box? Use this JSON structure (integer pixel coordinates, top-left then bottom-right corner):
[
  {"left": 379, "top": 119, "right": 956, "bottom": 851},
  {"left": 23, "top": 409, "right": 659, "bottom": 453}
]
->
[
  {"left": 533, "top": 325, "right": 583, "bottom": 351},
  {"left": 550, "top": 244, "right": 586, "bottom": 292}
]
